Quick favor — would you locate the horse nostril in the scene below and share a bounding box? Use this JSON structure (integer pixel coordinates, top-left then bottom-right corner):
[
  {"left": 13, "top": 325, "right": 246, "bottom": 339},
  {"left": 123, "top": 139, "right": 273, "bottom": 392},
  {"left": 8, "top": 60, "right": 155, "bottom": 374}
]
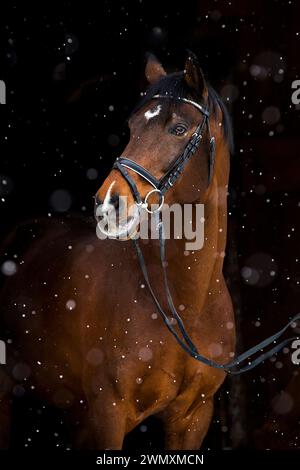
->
[
  {"left": 94, "top": 193, "right": 120, "bottom": 222},
  {"left": 110, "top": 194, "right": 120, "bottom": 210}
]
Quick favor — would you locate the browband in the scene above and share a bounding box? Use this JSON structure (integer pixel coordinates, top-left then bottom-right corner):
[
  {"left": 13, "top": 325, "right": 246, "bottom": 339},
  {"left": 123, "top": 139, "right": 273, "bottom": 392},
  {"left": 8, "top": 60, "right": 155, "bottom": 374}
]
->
[{"left": 153, "top": 94, "right": 210, "bottom": 117}]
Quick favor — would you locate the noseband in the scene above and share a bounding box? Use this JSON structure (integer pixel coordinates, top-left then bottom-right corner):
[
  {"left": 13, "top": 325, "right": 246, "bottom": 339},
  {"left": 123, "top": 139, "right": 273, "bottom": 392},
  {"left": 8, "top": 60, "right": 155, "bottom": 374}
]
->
[
  {"left": 113, "top": 94, "right": 215, "bottom": 213},
  {"left": 111, "top": 94, "right": 300, "bottom": 374}
]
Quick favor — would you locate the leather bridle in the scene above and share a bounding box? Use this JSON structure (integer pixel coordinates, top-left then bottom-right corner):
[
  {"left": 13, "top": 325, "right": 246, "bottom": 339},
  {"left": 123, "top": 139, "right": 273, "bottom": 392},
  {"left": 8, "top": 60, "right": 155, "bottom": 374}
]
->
[
  {"left": 111, "top": 93, "right": 300, "bottom": 374},
  {"left": 113, "top": 94, "right": 215, "bottom": 214}
]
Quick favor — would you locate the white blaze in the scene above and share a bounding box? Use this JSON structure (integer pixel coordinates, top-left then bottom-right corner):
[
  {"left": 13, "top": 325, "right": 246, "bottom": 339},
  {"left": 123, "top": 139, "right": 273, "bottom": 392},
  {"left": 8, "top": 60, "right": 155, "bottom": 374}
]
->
[
  {"left": 102, "top": 180, "right": 115, "bottom": 212},
  {"left": 144, "top": 105, "right": 162, "bottom": 122}
]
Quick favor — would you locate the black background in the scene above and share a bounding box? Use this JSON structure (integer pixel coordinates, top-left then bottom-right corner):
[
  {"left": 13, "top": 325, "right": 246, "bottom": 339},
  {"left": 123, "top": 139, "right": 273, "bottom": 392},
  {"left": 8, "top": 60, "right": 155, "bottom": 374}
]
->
[{"left": 0, "top": 0, "right": 300, "bottom": 450}]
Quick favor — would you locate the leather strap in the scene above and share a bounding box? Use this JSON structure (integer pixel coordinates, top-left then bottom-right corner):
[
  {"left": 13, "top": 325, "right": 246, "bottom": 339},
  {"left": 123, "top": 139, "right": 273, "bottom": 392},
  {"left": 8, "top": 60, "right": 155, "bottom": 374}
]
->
[
  {"left": 133, "top": 211, "right": 300, "bottom": 374},
  {"left": 114, "top": 158, "right": 160, "bottom": 190}
]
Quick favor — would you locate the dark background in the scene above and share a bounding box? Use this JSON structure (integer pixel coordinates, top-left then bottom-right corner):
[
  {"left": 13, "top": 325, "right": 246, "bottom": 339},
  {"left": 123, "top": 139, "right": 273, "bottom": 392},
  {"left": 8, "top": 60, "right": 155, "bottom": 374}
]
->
[{"left": 0, "top": 0, "right": 300, "bottom": 450}]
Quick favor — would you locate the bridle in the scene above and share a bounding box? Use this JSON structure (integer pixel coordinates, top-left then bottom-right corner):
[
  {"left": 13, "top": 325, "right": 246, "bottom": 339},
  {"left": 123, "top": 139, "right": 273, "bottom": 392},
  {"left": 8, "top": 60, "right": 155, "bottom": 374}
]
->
[
  {"left": 111, "top": 93, "right": 300, "bottom": 374},
  {"left": 113, "top": 94, "right": 216, "bottom": 214}
]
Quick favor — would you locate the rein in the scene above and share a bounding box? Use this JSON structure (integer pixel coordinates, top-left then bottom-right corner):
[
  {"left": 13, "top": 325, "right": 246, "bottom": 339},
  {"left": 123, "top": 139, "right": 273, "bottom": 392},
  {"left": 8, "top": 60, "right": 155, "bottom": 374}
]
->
[{"left": 113, "top": 94, "right": 300, "bottom": 374}]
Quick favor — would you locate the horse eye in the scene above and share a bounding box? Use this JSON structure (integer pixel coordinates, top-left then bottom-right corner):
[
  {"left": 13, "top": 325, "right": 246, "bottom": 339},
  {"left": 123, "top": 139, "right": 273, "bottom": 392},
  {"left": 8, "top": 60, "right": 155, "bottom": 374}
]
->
[{"left": 170, "top": 124, "right": 187, "bottom": 136}]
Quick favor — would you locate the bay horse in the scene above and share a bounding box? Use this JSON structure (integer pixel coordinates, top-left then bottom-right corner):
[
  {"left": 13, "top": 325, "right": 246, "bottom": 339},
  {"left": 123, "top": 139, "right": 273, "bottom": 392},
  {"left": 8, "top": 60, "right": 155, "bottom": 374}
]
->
[{"left": 0, "top": 53, "right": 235, "bottom": 449}]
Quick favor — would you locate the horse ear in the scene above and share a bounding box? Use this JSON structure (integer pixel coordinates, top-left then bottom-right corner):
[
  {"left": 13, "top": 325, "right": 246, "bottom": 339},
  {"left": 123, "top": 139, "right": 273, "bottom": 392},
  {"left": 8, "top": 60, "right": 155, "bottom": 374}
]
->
[
  {"left": 184, "top": 51, "right": 208, "bottom": 99},
  {"left": 145, "top": 53, "right": 167, "bottom": 84}
]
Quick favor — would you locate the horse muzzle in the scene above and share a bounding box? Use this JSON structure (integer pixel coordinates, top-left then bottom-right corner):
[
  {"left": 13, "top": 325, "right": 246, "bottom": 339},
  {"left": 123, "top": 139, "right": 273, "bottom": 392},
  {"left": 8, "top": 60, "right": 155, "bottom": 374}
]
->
[{"left": 94, "top": 194, "right": 140, "bottom": 241}]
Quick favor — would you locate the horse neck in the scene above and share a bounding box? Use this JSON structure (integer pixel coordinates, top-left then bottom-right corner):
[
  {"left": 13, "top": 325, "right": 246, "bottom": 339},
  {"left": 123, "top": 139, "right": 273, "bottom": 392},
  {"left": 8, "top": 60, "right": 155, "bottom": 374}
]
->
[{"left": 143, "top": 142, "right": 230, "bottom": 318}]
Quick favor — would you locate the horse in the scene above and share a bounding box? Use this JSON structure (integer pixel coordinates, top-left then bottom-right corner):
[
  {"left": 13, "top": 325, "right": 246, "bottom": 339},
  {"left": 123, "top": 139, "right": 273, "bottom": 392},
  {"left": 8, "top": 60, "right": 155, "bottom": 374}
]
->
[{"left": 0, "top": 52, "right": 235, "bottom": 450}]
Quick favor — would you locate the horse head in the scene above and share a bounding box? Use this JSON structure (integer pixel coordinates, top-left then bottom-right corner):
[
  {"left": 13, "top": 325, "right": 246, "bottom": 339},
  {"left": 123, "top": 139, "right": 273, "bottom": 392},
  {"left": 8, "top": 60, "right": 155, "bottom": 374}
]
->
[{"left": 95, "top": 52, "right": 232, "bottom": 241}]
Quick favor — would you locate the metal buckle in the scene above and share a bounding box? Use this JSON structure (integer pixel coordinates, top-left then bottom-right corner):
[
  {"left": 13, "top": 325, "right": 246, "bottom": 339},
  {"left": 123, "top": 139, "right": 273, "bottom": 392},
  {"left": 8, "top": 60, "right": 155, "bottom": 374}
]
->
[
  {"left": 143, "top": 189, "right": 164, "bottom": 214},
  {"left": 167, "top": 177, "right": 174, "bottom": 188}
]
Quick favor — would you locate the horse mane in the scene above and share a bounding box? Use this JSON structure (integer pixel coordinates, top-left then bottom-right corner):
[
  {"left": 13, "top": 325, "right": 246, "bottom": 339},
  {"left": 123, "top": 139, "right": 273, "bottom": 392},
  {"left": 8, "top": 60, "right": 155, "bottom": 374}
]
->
[{"left": 131, "top": 71, "right": 234, "bottom": 154}]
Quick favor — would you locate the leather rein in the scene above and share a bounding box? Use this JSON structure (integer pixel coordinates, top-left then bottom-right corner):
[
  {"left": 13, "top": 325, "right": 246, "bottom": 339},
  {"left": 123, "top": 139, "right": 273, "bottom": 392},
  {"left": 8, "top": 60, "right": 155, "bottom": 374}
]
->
[{"left": 112, "top": 94, "right": 300, "bottom": 374}]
